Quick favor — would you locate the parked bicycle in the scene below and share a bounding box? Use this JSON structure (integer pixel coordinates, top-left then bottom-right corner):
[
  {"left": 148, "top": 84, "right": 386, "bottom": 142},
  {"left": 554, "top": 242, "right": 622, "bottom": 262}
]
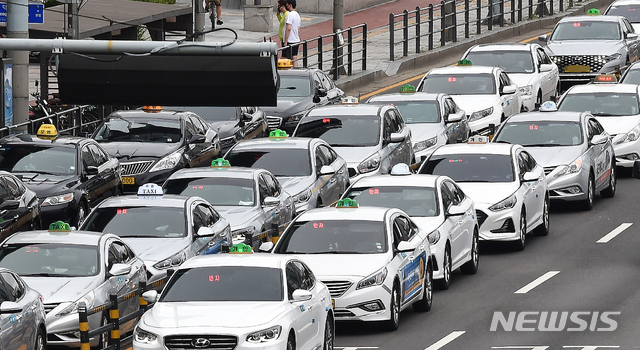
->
[{"left": 205, "top": 0, "right": 223, "bottom": 29}]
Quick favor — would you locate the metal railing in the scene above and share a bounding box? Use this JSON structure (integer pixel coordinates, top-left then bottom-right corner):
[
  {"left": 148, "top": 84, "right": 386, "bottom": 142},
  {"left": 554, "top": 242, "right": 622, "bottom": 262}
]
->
[
  {"left": 0, "top": 105, "right": 104, "bottom": 138},
  {"left": 389, "top": 0, "right": 578, "bottom": 61},
  {"left": 274, "top": 23, "right": 368, "bottom": 80}
]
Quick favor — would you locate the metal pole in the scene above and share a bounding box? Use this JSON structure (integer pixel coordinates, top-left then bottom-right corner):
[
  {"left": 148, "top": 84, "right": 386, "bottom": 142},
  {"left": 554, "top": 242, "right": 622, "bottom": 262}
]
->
[
  {"left": 362, "top": 23, "right": 366, "bottom": 71},
  {"left": 194, "top": 0, "right": 205, "bottom": 41},
  {"left": 403, "top": 10, "right": 408, "bottom": 57},
  {"left": 389, "top": 13, "right": 395, "bottom": 61},
  {"left": 416, "top": 7, "right": 421, "bottom": 54},
  {"left": 66, "top": 1, "right": 79, "bottom": 39},
  {"left": 7, "top": 0, "right": 29, "bottom": 131},
  {"left": 333, "top": 0, "right": 345, "bottom": 75}
]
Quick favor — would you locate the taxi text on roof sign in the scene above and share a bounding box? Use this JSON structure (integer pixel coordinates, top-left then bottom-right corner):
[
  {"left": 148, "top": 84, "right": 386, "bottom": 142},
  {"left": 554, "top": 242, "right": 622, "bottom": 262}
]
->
[
  {"left": 229, "top": 243, "right": 253, "bottom": 254},
  {"left": 341, "top": 96, "right": 359, "bottom": 105},
  {"left": 336, "top": 198, "right": 358, "bottom": 208},
  {"left": 49, "top": 221, "right": 71, "bottom": 232},
  {"left": 211, "top": 158, "right": 231, "bottom": 168},
  {"left": 277, "top": 59, "right": 293, "bottom": 70},
  {"left": 587, "top": 8, "right": 600, "bottom": 15},
  {"left": 593, "top": 74, "right": 617, "bottom": 83},
  {"left": 467, "top": 135, "right": 490, "bottom": 144},
  {"left": 399, "top": 84, "right": 416, "bottom": 93},
  {"left": 269, "top": 129, "right": 288, "bottom": 139},
  {"left": 457, "top": 59, "right": 473, "bottom": 66},
  {"left": 539, "top": 101, "right": 558, "bottom": 112},
  {"left": 138, "top": 183, "right": 163, "bottom": 196},
  {"left": 37, "top": 124, "right": 57, "bottom": 140}
]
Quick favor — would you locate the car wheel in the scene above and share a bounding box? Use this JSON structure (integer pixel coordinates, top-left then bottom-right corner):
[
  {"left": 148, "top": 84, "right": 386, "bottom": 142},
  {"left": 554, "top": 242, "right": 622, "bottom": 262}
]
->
[
  {"left": 35, "top": 326, "right": 45, "bottom": 350},
  {"left": 600, "top": 161, "right": 616, "bottom": 198},
  {"left": 317, "top": 199, "right": 324, "bottom": 208},
  {"left": 286, "top": 333, "right": 296, "bottom": 350},
  {"left": 461, "top": 228, "right": 479, "bottom": 274},
  {"left": 534, "top": 195, "right": 550, "bottom": 236},
  {"left": 323, "top": 314, "right": 334, "bottom": 350},
  {"left": 581, "top": 172, "right": 595, "bottom": 211},
  {"left": 435, "top": 245, "right": 451, "bottom": 290},
  {"left": 384, "top": 283, "right": 400, "bottom": 331},
  {"left": 96, "top": 314, "right": 110, "bottom": 350},
  {"left": 537, "top": 91, "right": 543, "bottom": 107},
  {"left": 513, "top": 208, "right": 527, "bottom": 251},
  {"left": 412, "top": 261, "right": 433, "bottom": 312},
  {"left": 500, "top": 114, "right": 506, "bottom": 123},
  {"left": 75, "top": 200, "right": 88, "bottom": 228}
]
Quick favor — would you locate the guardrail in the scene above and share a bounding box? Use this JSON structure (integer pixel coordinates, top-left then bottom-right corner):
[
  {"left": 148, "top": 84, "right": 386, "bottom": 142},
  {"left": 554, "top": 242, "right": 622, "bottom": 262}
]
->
[
  {"left": 0, "top": 106, "right": 104, "bottom": 138},
  {"left": 389, "top": 0, "right": 576, "bottom": 61}
]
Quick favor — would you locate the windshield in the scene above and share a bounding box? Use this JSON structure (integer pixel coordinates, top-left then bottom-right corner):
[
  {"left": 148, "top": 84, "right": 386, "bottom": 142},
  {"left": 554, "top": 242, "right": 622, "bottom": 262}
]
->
[
  {"left": 605, "top": 5, "right": 640, "bottom": 22},
  {"left": 225, "top": 149, "right": 311, "bottom": 176},
  {"left": 621, "top": 69, "right": 640, "bottom": 84},
  {"left": 0, "top": 145, "right": 77, "bottom": 175},
  {"left": 371, "top": 101, "right": 440, "bottom": 123},
  {"left": 160, "top": 266, "right": 283, "bottom": 302},
  {"left": 558, "top": 93, "right": 640, "bottom": 116},
  {"left": 421, "top": 154, "right": 515, "bottom": 182},
  {"left": 420, "top": 74, "right": 496, "bottom": 95},
  {"left": 294, "top": 116, "right": 381, "bottom": 147},
  {"left": 494, "top": 121, "right": 584, "bottom": 146},
  {"left": 345, "top": 186, "right": 439, "bottom": 217},
  {"left": 93, "top": 118, "right": 182, "bottom": 143},
  {"left": 276, "top": 220, "right": 387, "bottom": 254},
  {"left": 0, "top": 243, "right": 99, "bottom": 277},
  {"left": 166, "top": 106, "right": 237, "bottom": 123},
  {"left": 278, "top": 76, "right": 312, "bottom": 98},
  {"left": 81, "top": 207, "right": 186, "bottom": 238},
  {"left": 465, "top": 51, "right": 535, "bottom": 74},
  {"left": 164, "top": 177, "right": 255, "bottom": 206},
  {"left": 551, "top": 21, "right": 621, "bottom": 40}
]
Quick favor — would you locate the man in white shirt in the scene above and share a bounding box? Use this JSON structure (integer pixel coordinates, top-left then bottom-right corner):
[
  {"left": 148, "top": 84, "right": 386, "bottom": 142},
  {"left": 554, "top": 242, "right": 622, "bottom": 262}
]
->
[{"left": 284, "top": 0, "right": 301, "bottom": 67}]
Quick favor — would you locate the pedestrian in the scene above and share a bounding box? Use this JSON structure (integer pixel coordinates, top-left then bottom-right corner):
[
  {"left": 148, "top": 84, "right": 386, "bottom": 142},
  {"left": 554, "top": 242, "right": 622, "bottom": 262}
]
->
[
  {"left": 276, "top": 0, "right": 289, "bottom": 55},
  {"left": 283, "top": 0, "right": 301, "bottom": 67}
]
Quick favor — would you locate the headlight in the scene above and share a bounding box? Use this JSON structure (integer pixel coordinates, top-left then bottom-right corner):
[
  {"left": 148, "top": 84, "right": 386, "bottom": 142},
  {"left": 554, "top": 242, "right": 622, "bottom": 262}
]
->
[
  {"left": 42, "top": 192, "right": 74, "bottom": 207},
  {"left": 604, "top": 53, "right": 622, "bottom": 62},
  {"left": 231, "top": 226, "right": 255, "bottom": 244},
  {"left": 134, "top": 327, "right": 158, "bottom": 344},
  {"left": 469, "top": 107, "right": 494, "bottom": 122},
  {"left": 413, "top": 136, "right": 438, "bottom": 152},
  {"left": 285, "top": 112, "right": 306, "bottom": 124},
  {"left": 488, "top": 194, "right": 517, "bottom": 212},
  {"left": 293, "top": 188, "right": 312, "bottom": 204},
  {"left": 149, "top": 150, "right": 182, "bottom": 172},
  {"left": 153, "top": 251, "right": 186, "bottom": 270},
  {"left": 613, "top": 125, "right": 640, "bottom": 145},
  {"left": 427, "top": 230, "right": 440, "bottom": 245},
  {"left": 554, "top": 157, "right": 583, "bottom": 177},
  {"left": 357, "top": 153, "right": 381, "bottom": 174},
  {"left": 56, "top": 291, "right": 95, "bottom": 317},
  {"left": 246, "top": 326, "right": 282, "bottom": 343},
  {"left": 356, "top": 267, "right": 387, "bottom": 290},
  {"left": 519, "top": 85, "right": 533, "bottom": 96}
]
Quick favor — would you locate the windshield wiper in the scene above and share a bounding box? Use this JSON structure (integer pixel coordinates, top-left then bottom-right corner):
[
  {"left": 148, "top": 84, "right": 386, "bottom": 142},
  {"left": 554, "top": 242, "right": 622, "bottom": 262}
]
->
[
  {"left": 15, "top": 170, "right": 60, "bottom": 175},
  {"left": 313, "top": 250, "right": 363, "bottom": 254},
  {"left": 525, "top": 143, "right": 563, "bottom": 147},
  {"left": 590, "top": 112, "right": 618, "bottom": 116},
  {"left": 492, "top": 140, "right": 512, "bottom": 144},
  {"left": 21, "top": 273, "right": 63, "bottom": 277}
]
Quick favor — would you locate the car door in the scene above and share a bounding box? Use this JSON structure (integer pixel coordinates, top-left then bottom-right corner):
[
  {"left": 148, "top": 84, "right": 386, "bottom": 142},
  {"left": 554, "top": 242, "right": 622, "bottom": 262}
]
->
[
  {"left": 2, "top": 176, "right": 33, "bottom": 233},
  {"left": 536, "top": 47, "right": 557, "bottom": 100},
  {"left": 88, "top": 142, "right": 119, "bottom": 201},
  {"left": 109, "top": 241, "right": 142, "bottom": 331},
  {"left": 622, "top": 18, "right": 639, "bottom": 63},
  {"left": 295, "top": 261, "right": 323, "bottom": 346},
  {"left": 312, "top": 72, "right": 330, "bottom": 107},
  {"left": 184, "top": 116, "right": 215, "bottom": 167},
  {"left": 80, "top": 143, "right": 103, "bottom": 205},
  {"left": 319, "top": 72, "right": 344, "bottom": 104},
  {"left": 105, "top": 240, "right": 136, "bottom": 325},
  {"left": 263, "top": 173, "right": 289, "bottom": 232},
  {"left": 521, "top": 151, "right": 545, "bottom": 225},
  {"left": 393, "top": 215, "right": 427, "bottom": 307},
  {"left": 258, "top": 174, "right": 280, "bottom": 239},
  {"left": 0, "top": 179, "right": 21, "bottom": 239},
  {"left": 0, "top": 272, "right": 29, "bottom": 350},
  {"left": 515, "top": 150, "right": 535, "bottom": 226},
  {"left": 317, "top": 144, "right": 344, "bottom": 204},
  {"left": 443, "top": 180, "right": 473, "bottom": 266},
  {"left": 588, "top": 118, "right": 613, "bottom": 190},
  {"left": 192, "top": 203, "right": 228, "bottom": 255},
  {"left": 443, "top": 97, "right": 463, "bottom": 143},
  {"left": 285, "top": 261, "right": 317, "bottom": 350},
  {"left": 499, "top": 71, "right": 518, "bottom": 116}
]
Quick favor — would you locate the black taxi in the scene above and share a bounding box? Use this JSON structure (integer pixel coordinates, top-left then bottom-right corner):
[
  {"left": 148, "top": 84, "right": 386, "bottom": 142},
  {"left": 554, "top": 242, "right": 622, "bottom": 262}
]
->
[{"left": 0, "top": 124, "right": 122, "bottom": 227}]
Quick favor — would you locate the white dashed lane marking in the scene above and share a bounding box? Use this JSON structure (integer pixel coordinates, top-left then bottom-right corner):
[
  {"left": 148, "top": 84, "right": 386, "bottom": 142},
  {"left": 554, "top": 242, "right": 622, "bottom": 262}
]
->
[
  {"left": 514, "top": 271, "right": 560, "bottom": 294},
  {"left": 596, "top": 223, "right": 632, "bottom": 243},
  {"left": 424, "top": 331, "right": 465, "bottom": 350}
]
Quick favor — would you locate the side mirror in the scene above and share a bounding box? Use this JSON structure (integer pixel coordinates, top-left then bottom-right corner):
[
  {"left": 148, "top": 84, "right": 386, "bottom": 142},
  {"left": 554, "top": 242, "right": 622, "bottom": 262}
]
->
[
  {"left": 447, "top": 204, "right": 466, "bottom": 217},
  {"left": 522, "top": 171, "right": 538, "bottom": 182},
  {"left": 188, "top": 134, "right": 206, "bottom": 144},
  {"left": 142, "top": 290, "right": 158, "bottom": 304},
  {"left": 396, "top": 240, "right": 419, "bottom": 252},
  {"left": 108, "top": 263, "right": 131, "bottom": 277},
  {"left": 538, "top": 34, "right": 548, "bottom": 42},
  {"left": 242, "top": 112, "right": 253, "bottom": 122},
  {"left": 319, "top": 165, "right": 335, "bottom": 176},
  {"left": 263, "top": 196, "right": 280, "bottom": 207},
  {"left": 390, "top": 132, "right": 405, "bottom": 143},
  {"left": 591, "top": 134, "right": 608, "bottom": 145},
  {"left": 259, "top": 241, "right": 274, "bottom": 252},
  {"left": 0, "top": 301, "right": 22, "bottom": 314},
  {"left": 539, "top": 63, "right": 554, "bottom": 73},
  {"left": 196, "top": 226, "right": 215, "bottom": 237},
  {"left": 0, "top": 200, "right": 20, "bottom": 211},
  {"left": 633, "top": 160, "right": 640, "bottom": 179},
  {"left": 446, "top": 112, "right": 463, "bottom": 123},
  {"left": 291, "top": 289, "right": 313, "bottom": 302},
  {"left": 85, "top": 166, "right": 99, "bottom": 175},
  {"left": 627, "top": 33, "right": 638, "bottom": 40},
  {"left": 316, "top": 87, "right": 328, "bottom": 97},
  {"left": 502, "top": 85, "right": 517, "bottom": 95}
]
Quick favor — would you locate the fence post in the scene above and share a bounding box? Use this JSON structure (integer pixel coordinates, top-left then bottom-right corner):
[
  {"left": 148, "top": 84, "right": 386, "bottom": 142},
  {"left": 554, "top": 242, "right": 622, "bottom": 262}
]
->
[
  {"left": 529, "top": 0, "right": 532, "bottom": 20},
  {"left": 559, "top": 0, "right": 563, "bottom": 12},
  {"left": 318, "top": 37, "right": 323, "bottom": 71},
  {"left": 303, "top": 41, "right": 308, "bottom": 68},
  {"left": 568, "top": 0, "right": 572, "bottom": 10},
  {"left": 465, "top": 0, "right": 469, "bottom": 38},
  {"left": 476, "top": 0, "right": 481, "bottom": 34},
  {"left": 348, "top": 28, "right": 353, "bottom": 75},
  {"left": 452, "top": 3, "right": 457, "bottom": 42},
  {"left": 362, "top": 23, "right": 367, "bottom": 71},
  {"left": 499, "top": 0, "right": 504, "bottom": 27},
  {"left": 332, "top": 33, "right": 339, "bottom": 80},
  {"left": 440, "top": 1, "right": 446, "bottom": 47},
  {"left": 429, "top": 5, "right": 434, "bottom": 50},
  {"left": 389, "top": 13, "right": 395, "bottom": 61},
  {"left": 538, "top": 0, "right": 544, "bottom": 18},
  {"left": 488, "top": 0, "right": 493, "bottom": 31},
  {"left": 549, "top": 0, "right": 553, "bottom": 15},
  {"left": 78, "top": 302, "right": 90, "bottom": 350},
  {"left": 110, "top": 294, "right": 120, "bottom": 350},
  {"left": 511, "top": 0, "right": 515, "bottom": 24},
  {"left": 139, "top": 281, "right": 149, "bottom": 312},
  {"left": 416, "top": 7, "right": 421, "bottom": 54},
  {"left": 518, "top": 0, "right": 522, "bottom": 21},
  {"left": 403, "top": 10, "right": 409, "bottom": 57}
]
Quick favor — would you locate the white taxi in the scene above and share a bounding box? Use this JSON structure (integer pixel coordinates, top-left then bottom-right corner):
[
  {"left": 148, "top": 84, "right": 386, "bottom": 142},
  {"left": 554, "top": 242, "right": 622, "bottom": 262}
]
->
[
  {"left": 268, "top": 199, "right": 434, "bottom": 331},
  {"left": 134, "top": 247, "right": 334, "bottom": 350},
  {"left": 417, "top": 60, "right": 524, "bottom": 135},
  {"left": 419, "top": 143, "right": 549, "bottom": 251},
  {"left": 340, "top": 164, "right": 479, "bottom": 290}
]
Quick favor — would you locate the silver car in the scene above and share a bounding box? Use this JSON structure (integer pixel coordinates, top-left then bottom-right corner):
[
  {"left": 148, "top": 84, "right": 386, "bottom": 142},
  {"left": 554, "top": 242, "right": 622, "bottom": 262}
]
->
[
  {"left": 0, "top": 268, "right": 46, "bottom": 350},
  {"left": 162, "top": 166, "right": 296, "bottom": 248},
  {"left": 224, "top": 137, "right": 349, "bottom": 212},
  {"left": 493, "top": 108, "right": 616, "bottom": 210},
  {"left": 0, "top": 229, "right": 145, "bottom": 348},
  {"left": 80, "top": 184, "right": 231, "bottom": 290}
]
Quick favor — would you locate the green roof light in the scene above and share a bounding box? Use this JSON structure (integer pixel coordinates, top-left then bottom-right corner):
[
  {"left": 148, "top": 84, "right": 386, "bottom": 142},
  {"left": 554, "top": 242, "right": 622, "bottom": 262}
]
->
[
  {"left": 587, "top": 8, "right": 600, "bottom": 15},
  {"left": 49, "top": 221, "right": 71, "bottom": 233},
  {"left": 269, "top": 129, "right": 288, "bottom": 139},
  {"left": 399, "top": 84, "right": 416, "bottom": 93},
  {"left": 211, "top": 158, "right": 231, "bottom": 168},
  {"left": 336, "top": 198, "right": 359, "bottom": 208},
  {"left": 229, "top": 243, "right": 253, "bottom": 254},
  {"left": 457, "top": 59, "right": 473, "bottom": 66}
]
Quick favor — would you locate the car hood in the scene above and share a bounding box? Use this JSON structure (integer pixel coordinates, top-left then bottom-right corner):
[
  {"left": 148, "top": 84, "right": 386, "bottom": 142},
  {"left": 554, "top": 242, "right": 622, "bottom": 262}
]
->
[
  {"left": 208, "top": 121, "right": 238, "bottom": 139},
  {"left": 261, "top": 97, "right": 313, "bottom": 117},
  {"left": 13, "top": 173, "right": 79, "bottom": 198},
  {"left": 277, "top": 176, "right": 314, "bottom": 196},
  {"left": 98, "top": 142, "right": 181, "bottom": 161},
  {"left": 143, "top": 302, "right": 285, "bottom": 328},
  {"left": 123, "top": 237, "right": 191, "bottom": 263},
  {"left": 525, "top": 145, "right": 584, "bottom": 167},
  {"left": 410, "top": 217, "right": 445, "bottom": 232},
  {"left": 22, "top": 276, "right": 100, "bottom": 304},
  {"left": 331, "top": 146, "right": 379, "bottom": 164},
  {"left": 451, "top": 95, "right": 498, "bottom": 113},
  {"left": 594, "top": 116, "right": 640, "bottom": 135},
  {"left": 546, "top": 40, "right": 623, "bottom": 56},
  {"left": 295, "top": 254, "right": 390, "bottom": 279},
  {"left": 508, "top": 73, "right": 536, "bottom": 87},
  {"left": 407, "top": 124, "right": 444, "bottom": 142},
  {"left": 456, "top": 182, "right": 520, "bottom": 205},
  {"left": 632, "top": 23, "right": 640, "bottom": 33},
  {"left": 213, "top": 206, "right": 261, "bottom": 230}
]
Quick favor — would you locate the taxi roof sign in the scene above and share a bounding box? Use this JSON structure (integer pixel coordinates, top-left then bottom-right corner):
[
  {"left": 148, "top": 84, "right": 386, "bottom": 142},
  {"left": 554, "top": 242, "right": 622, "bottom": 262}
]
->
[
  {"left": 137, "top": 183, "right": 163, "bottom": 197},
  {"left": 49, "top": 221, "right": 71, "bottom": 233},
  {"left": 336, "top": 198, "right": 358, "bottom": 208},
  {"left": 467, "top": 135, "right": 490, "bottom": 144},
  {"left": 229, "top": 243, "right": 253, "bottom": 254},
  {"left": 390, "top": 163, "right": 412, "bottom": 175},
  {"left": 277, "top": 59, "right": 293, "bottom": 70},
  {"left": 539, "top": 101, "right": 558, "bottom": 112},
  {"left": 399, "top": 84, "right": 416, "bottom": 94},
  {"left": 587, "top": 8, "right": 600, "bottom": 15},
  {"left": 142, "top": 106, "right": 164, "bottom": 113},
  {"left": 593, "top": 74, "right": 617, "bottom": 83},
  {"left": 37, "top": 124, "right": 58, "bottom": 140},
  {"left": 269, "top": 129, "right": 288, "bottom": 139},
  {"left": 211, "top": 158, "right": 231, "bottom": 168},
  {"left": 457, "top": 59, "right": 473, "bottom": 66},
  {"left": 341, "top": 96, "right": 359, "bottom": 105}
]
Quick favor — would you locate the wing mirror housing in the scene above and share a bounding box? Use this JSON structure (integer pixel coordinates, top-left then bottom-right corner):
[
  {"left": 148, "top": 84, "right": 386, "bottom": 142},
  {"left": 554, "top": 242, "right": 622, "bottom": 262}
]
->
[
  {"left": 0, "top": 301, "right": 22, "bottom": 313},
  {"left": 447, "top": 204, "right": 466, "bottom": 217},
  {"left": 142, "top": 290, "right": 158, "bottom": 304},
  {"left": 291, "top": 289, "right": 313, "bottom": 302},
  {"left": 319, "top": 165, "right": 335, "bottom": 176},
  {"left": 538, "top": 34, "right": 549, "bottom": 42},
  {"left": 108, "top": 263, "right": 131, "bottom": 277},
  {"left": 263, "top": 196, "right": 280, "bottom": 207},
  {"left": 446, "top": 112, "right": 463, "bottom": 123},
  {"left": 502, "top": 85, "right": 517, "bottom": 95},
  {"left": 539, "top": 63, "right": 554, "bottom": 73},
  {"left": 188, "top": 134, "right": 207, "bottom": 144},
  {"left": 196, "top": 226, "right": 215, "bottom": 237},
  {"left": 522, "top": 171, "right": 538, "bottom": 182},
  {"left": 390, "top": 132, "right": 405, "bottom": 143},
  {"left": 590, "top": 134, "right": 608, "bottom": 145},
  {"left": 396, "top": 240, "right": 419, "bottom": 252},
  {"left": 259, "top": 241, "right": 274, "bottom": 252},
  {"left": 0, "top": 200, "right": 20, "bottom": 211}
]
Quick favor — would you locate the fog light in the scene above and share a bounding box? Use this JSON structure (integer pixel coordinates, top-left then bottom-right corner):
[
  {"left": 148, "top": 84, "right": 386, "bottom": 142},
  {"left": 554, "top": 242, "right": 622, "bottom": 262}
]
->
[
  {"left": 560, "top": 186, "right": 581, "bottom": 194},
  {"left": 490, "top": 218, "right": 515, "bottom": 233},
  {"left": 350, "top": 300, "right": 385, "bottom": 312},
  {"left": 621, "top": 153, "right": 639, "bottom": 160}
]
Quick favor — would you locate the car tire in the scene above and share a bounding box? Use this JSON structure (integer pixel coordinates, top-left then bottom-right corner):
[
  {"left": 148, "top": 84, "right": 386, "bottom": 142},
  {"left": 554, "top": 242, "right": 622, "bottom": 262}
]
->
[
  {"left": 95, "top": 314, "right": 110, "bottom": 350},
  {"left": 600, "top": 161, "right": 616, "bottom": 198},
  {"left": 534, "top": 195, "right": 550, "bottom": 236},
  {"left": 461, "top": 228, "right": 479, "bottom": 274},
  {"left": 581, "top": 172, "right": 595, "bottom": 211},
  {"left": 435, "top": 245, "right": 451, "bottom": 290},
  {"left": 412, "top": 261, "right": 433, "bottom": 312},
  {"left": 513, "top": 208, "right": 527, "bottom": 251},
  {"left": 317, "top": 199, "right": 324, "bottom": 208},
  {"left": 35, "top": 326, "right": 46, "bottom": 350},
  {"left": 286, "top": 334, "right": 296, "bottom": 350},
  {"left": 30, "top": 217, "right": 42, "bottom": 231},
  {"left": 384, "top": 283, "right": 400, "bottom": 331},
  {"left": 323, "top": 314, "right": 334, "bottom": 350},
  {"left": 75, "top": 200, "right": 88, "bottom": 228},
  {"left": 537, "top": 91, "right": 543, "bottom": 107}
]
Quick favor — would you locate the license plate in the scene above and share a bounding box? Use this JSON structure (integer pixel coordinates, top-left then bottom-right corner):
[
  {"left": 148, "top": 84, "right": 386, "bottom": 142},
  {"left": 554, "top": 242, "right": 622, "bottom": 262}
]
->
[
  {"left": 122, "top": 177, "right": 135, "bottom": 185},
  {"left": 331, "top": 299, "right": 335, "bottom": 309},
  {"left": 564, "top": 64, "right": 591, "bottom": 73}
]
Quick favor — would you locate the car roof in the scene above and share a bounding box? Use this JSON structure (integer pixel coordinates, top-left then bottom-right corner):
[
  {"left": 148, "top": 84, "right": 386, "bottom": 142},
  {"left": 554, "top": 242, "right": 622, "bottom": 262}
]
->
[
  {"left": 350, "top": 174, "right": 443, "bottom": 188},
  {"left": 167, "top": 166, "right": 260, "bottom": 180},
  {"left": 507, "top": 111, "right": 585, "bottom": 122},
  {"left": 277, "top": 68, "right": 314, "bottom": 77},
  {"left": 469, "top": 43, "right": 533, "bottom": 51},
  {"left": 367, "top": 92, "right": 444, "bottom": 102},
  {"left": 428, "top": 65, "right": 498, "bottom": 75},
  {"left": 95, "top": 194, "right": 193, "bottom": 208},
  {"left": 180, "top": 253, "right": 293, "bottom": 269},
  {"left": 3, "top": 230, "right": 108, "bottom": 245},
  {"left": 608, "top": 0, "right": 640, "bottom": 5},
  {"left": 306, "top": 104, "right": 385, "bottom": 117},
  {"left": 559, "top": 15, "right": 622, "bottom": 23},
  {"left": 297, "top": 206, "right": 393, "bottom": 222},
  {"left": 432, "top": 143, "right": 516, "bottom": 156},
  {"left": 565, "top": 83, "right": 640, "bottom": 94},
  {"left": 231, "top": 137, "right": 315, "bottom": 150},
  {"left": 0, "top": 133, "right": 86, "bottom": 147},
  {"left": 108, "top": 110, "right": 189, "bottom": 120}
]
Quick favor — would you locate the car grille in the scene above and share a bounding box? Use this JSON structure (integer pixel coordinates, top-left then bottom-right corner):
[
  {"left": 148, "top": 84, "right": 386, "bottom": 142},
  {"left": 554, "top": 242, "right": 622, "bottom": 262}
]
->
[
  {"left": 164, "top": 335, "right": 237, "bottom": 350},
  {"left": 322, "top": 280, "right": 353, "bottom": 298},
  {"left": 266, "top": 116, "right": 282, "bottom": 130},
  {"left": 44, "top": 303, "right": 60, "bottom": 314},
  {"left": 476, "top": 210, "right": 488, "bottom": 228},
  {"left": 551, "top": 55, "right": 606, "bottom": 74},
  {"left": 544, "top": 166, "right": 556, "bottom": 176},
  {"left": 347, "top": 168, "right": 357, "bottom": 178},
  {"left": 120, "top": 160, "right": 154, "bottom": 176},
  {"left": 219, "top": 136, "right": 236, "bottom": 149},
  {"left": 334, "top": 310, "right": 356, "bottom": 318}
]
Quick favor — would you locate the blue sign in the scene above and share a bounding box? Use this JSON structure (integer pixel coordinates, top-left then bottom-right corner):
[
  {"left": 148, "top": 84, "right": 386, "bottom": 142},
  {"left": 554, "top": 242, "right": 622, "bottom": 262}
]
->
[
  {"left": 0, "top": 3, "right": 44, "bottom": 24},
  {"left": 4, "top": 62, "right": 12, "bottom": 128}
]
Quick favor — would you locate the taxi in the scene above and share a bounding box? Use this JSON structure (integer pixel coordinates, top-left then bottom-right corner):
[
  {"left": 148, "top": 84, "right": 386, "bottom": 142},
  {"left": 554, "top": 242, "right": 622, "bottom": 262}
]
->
[
  {"left": 163, "top": 159, "right": 296, "bottom": 248},
  {"left": 293, "top": 98, "right": 413, "bottom": 181},
  {"left": 0, "top": 171, "right": 41, "bottom": 241},
  {"left": 417, "top": 60, "right": 524, "bottom": 135},
  {"left": 91, "top": 107, "right": 221, "bottom": 194},
  {"left": 0, "top": 221, "right": 146, "bottom": 348},
  {"left": 134, "top": 246, "right": 334, "bottom": 350},
  {"left": 80, "top": 184, "right": 231, "bottom": 290},
  {"left": 366, "top": 84, "right": 470, "bottom": 163},
  {"left": 269, "top": 199, "right": 434, "bottom": 331},
  {"left": 0, "top": 124, "right": 121, "bottom": 227},
  {"left": 492, "top": 103, "right": 616, "bottom": 210},
  {"left": 605, "top": 0, "right": 640, "bottom": 32},
  {"left": 225, "top": 131, "right": 349, "bottom": 212},
  {"left": 419, "top": 142, "right": 549, "bottom": 251},
  {"left": 341, "top": 164, "right": 479, "bottom": 290},
  {"left": 619, "top": 60, "right": 640, "bottom": 84},
  {"left": 556, "top": 75, "right": 640, "bottom": 167}
]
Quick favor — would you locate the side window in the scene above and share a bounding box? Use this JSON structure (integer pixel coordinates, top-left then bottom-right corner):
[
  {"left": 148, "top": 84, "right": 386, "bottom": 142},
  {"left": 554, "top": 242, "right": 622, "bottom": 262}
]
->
[
  {"left": 522, "top": 151, "right": 537, "bottom": 171},
  {"left": 0, "top": 180, "right": 13, "bottom": 202},
  {"left": 107, "top": 244, "right": 119, "bottom": 271},
  {"left": 294, "top": 261, "right": 315, "bottom": 290},
  {"left": 622, "top": 19, "right": 633, "bottom": 34},
  {"left": 112, "top": 241, "right": 132, "bottom": 263},
  {"left": 192, "top": 205, "right": 206, "bottom": 234},
  {"left": 383, "top": 112, "right": 396, "bottom": 139},
  {"left": 258, "top": 175, "right": 270, "bottom": 203},
  {"left": 266, "top": 174, "right": 281, "bottom": 197},
  {"left": 393, "top": 110, "right": 405, "bottom": 131},
  {"left": 82, "top": 145, "right": 97, "bottom": 168},
  {"left": 442, "top": 99, "right": 452, "bottom": 116},
  {"left": 444, "top": 181, "right": 463, "bottom": 205},
  {"left": 318, "top": 145, "right": 336, "bottom": 164},
  {"left": 196, "top": 204, "right": 217, "bottom": 227},
  {"left": 313, "top": 73, "right": 323, "bottom": 91},
  {"left": 319, "top": 72, "right": 333, "bottom": 91},
  {"left": 88, "top": 144, "right": 108, "bottom": 166},
  {"left": 0, "top": 278, "right": 11, "bottom": 303},
  {"left": 586, "top": 119, "right": 595, "bottom": 140},
  {"left": 3, "top": 177, "right": 21, "bottom": 197},
  {"left": 285, "top": 262, "right": 303, "bottom": 299},
  {"left": 314, "top": 147, "right": 326, "bottom": 173},
  {"left": 591, "top": 119, "right": 606, "bottom": 135},
  {"left": 188, "top": 116, "right": 206, "bottom": 135},
  {"left": 440, "top": 184, "right": 454, "bottom": 211},
  {"left": 452, "top": 183, "right": 466, "bottom": 203},
  {"left": 396, "top": 216, "right": 417, "bottom": 241},
  {"left": 1, "top": 272, "right": 23, "bottom": 301},
  {"left": 517, "top": 152, "right": 528, "bottom": 176},
  {"left": 183, "top": 119, "right": 196, "bottom": 141}
]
